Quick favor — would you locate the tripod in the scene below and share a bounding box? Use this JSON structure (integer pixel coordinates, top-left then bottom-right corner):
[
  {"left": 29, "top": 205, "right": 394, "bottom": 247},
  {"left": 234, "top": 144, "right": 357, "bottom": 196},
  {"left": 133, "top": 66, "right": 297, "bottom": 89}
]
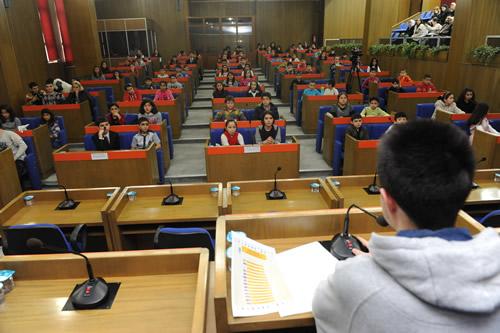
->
[{"left": 345, "top": 58, "right": 362, "bottom": 94}]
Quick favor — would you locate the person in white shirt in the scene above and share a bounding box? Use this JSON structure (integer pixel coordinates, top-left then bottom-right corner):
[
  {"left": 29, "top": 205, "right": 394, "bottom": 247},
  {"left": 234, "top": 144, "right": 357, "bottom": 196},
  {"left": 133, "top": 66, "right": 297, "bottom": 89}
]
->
[
  {"left": 426, "top": 17, "right": 443, "bottom": 35},
  {"left": 467, "top": 102, "right": 499, "bottom": 144},
  {"left": 131, "top": 118, "right": 161, "bottom": 150},
  {"left": 220, "top": 120, "right": 245, "bottom": 146},
  {"left": 432, "top": 92, "right": 464, "bottom": 119},
  {"left": 412, "top": 18, "right": 428, "bottom": 43},
  {"left": 322, "top": 80, "right": 339, "bottom": 96}
]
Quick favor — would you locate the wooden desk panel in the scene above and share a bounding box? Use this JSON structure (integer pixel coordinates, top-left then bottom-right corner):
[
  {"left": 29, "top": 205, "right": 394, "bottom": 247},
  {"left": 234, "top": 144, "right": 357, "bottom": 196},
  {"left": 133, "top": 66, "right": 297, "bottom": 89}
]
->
[
  {"left": 343, "top": 136, "right": 378, "bottom": 175},
  {"left": 226, "top": 178, "right": 336, "bottom": 214},
  {"left": 472, "top": 129, "right": 500, "bottom": 169},
  {"left": 212, "top": 97, "right": 261, "bottom": 112},
  {"left": 0, "top": 249, "right": 209, "bottom": 333},
  {"left": 467, "top": 169, "right": 500, "bottom": 205},
  {"left": 280, "top": 74, "right": 324, "bottom": 104},
  {"left": 0, "top": 188, "right": 120, "bottom": 251},
  {"left": 108, "top": 184, "right": 223, "bottom": 250},
  {"left": 214, "top": 209, "right": 483, "bottom": 332},
  {"left": 22, "top": 101, "right": 93, "bottom": 143},
  {"left": 205, "top": 139, "right": 300, "bottom": 184},
  {"left": 18, "top": 124, "right": 54, "bottom": 179},
  {"left": 0, "top": 149, "right": 22, "bottom": 208},
  {"left": 387, "top": 91, "right": 442, "bottom": 120},
  {"left": 80, "top": 79, "right": 123, "bottom": 101},
  {"left": 53, "top": 145, "right": 159, "bottom": 188}
]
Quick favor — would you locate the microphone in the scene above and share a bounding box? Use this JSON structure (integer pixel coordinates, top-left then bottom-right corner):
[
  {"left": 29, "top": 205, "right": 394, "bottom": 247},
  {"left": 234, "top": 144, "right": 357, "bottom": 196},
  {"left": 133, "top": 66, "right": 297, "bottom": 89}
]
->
[
  {"left": 266, "top": 166, "right": 286, "bottom": 200},
  {"left": 365, "top": 171, "right": 380, "bottom": 195},
  {"left": 56, "top": 185, "right": 79, "bottom": 210},
  {"left": 330, "top": 204, "right": 388, "bottom": 260},
  {"left": 162, "top": 179, "right": 183, "bottom": 205},
  {"left": 472, "top": 157, "right": 487, "bottom": 189},
  {"left": 26, "top": 238, "right": 109, "bottom": 309}
]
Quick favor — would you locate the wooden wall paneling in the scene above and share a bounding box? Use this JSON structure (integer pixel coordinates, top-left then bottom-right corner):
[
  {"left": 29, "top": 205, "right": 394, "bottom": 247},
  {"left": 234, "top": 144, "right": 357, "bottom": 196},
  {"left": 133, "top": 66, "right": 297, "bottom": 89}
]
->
[
  {"left": 409, "top": 0, "right": 422, "bottom": 15},
  {"left": 323, "top": 0, "right": 367, "bottom": 40},
  {"left": 94, "top": 0, "right": 190, "bottom": 59},
  {"left": 421, "top": 0, "right": 440, "bottom": 11}
]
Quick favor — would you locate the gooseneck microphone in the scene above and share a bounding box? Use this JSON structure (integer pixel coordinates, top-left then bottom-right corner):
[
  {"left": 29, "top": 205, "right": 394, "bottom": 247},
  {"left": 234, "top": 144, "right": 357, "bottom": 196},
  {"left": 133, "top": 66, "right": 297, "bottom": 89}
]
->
[
  {"left": 330, "top": 204, "right": 388, "bottom": 260},
  {"left": 162, "top": 179, "right": 182, "bottom": 205},
  {"left": 366, "top": 171, "right": 380, "bottom": 195},
  {"left": 266, "top": 166, "right": 286, "bottom": 200},
  {"left": 56, "top": 185, "right": 79, "bottom": 210},
  {"left": 26, "top": 238, "right": 109, "bottom": 309}
]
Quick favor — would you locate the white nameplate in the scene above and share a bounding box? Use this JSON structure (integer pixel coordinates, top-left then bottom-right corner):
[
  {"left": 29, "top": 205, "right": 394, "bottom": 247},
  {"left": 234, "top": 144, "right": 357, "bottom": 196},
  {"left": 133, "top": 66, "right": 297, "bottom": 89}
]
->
[
  {"left": 244, "top": 146, "right": 261, "bottom": 154},
  {"left": 91, "top": 152, "right": 109, "bottom": 160}
]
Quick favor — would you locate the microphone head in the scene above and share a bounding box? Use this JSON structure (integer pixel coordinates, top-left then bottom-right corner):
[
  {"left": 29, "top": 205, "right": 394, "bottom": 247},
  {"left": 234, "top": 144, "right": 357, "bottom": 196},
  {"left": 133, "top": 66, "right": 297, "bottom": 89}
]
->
[
  {"left": 376, "top": 216, "right": 389, "bottom": 227},
  {"left": 26, "top": 238, "right": 44, "bottom": 250},
  {"left": 277, "top": 166, "right": 282, "bottom": 171}
]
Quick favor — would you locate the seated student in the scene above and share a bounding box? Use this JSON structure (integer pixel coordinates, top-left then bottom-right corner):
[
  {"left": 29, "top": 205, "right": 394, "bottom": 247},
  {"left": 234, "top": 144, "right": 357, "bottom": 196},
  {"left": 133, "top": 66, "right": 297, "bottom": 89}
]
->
[
  {"left": 42, "top": 79, "right": 64, "bottom": 105},
  {"left": 368, "top": 57, "right": 381, "bottom": 72},
  {"left": 313, "top": 120, "right": 500, "bottom": 333},
  {"left": 213, "top": 82, "right": 228, "bottom": 98},
  {"left": 345, "top": 114, "right": 369, "bottom": 140},
  {"left": 143, "top": 77, "right": 157, "bottom": 90},
  {"left": 303, "top": 64, "right": 314, "bottom": 74},
  {"left": 40, "top": 109, "right": 61, "bottom": 148},
  {"left": 92, "top": 118, "right": 120, "bottom": 151},
  {"left": 456, "top": 88, "right": 477, "bottom": 114},
  {"left": 361, "top": 97, "right": 390, "bottom": 117},
  {"left": 284, "top": 64, "right": 297, "bottom": 75},
  {"left": 241, "top": 64, "right": 255, "bottom": 78},
  {"left": 25, "top": 82, "right": 44, "bottom": 105},
  {"left": 175, "top": 67, "right": 189, "bottom": 78},
  {"left": 289, "top": 73, "right": 307, "bottom": 91},
  {"left": 220, "top": 120, "right": 244, "bottom": 146},
  {"left": 154, "top": 81, "right": 175, "bottom": 101},
  {"left": 239, "top": 70, "right": 254, "bottom": 87},
  {"left": 167, "top": 75, "right": 183, "bottom": 89},
  {"left": 138, "top": 99, "right": 162, "bottom": 124},
  {"left": 106, "top": 103, "right": 124, "bottom": 126},
  {"left": 214, "top": 96, "right": 247, "bottom": 121},
  {"left": 432, "top": 91, "right": 464, "bottom": 119},
  {"left": 247, "top": 81, "right": 263, "bottom": 98},
  {"left": 397, "top": 69, "right": 413, "bottom": 85},
  {"left": 123, "top": 83, "right": 141, "bottom": 102},
  {"left": 467, "top": 103, "right": 499, "bottom": 144},
  {"left": 217, "top": 65, "right": 230, "bottom": 77},
  {"left": 416, "top": 74, "right": 437, "bottom": 92},
  {"left": 0, "top": 105, "right": 21, "bottom": 131},
  {"left": 303, "top": 81, "right": 322, "bottom": 97},
  {"left": 254, "top": 92, "right": 279, "bottom": 120},
  {"left": 131, "top": 117, "right": 161, "bottom": 150},
  {"left": 297, "top": 59, "right": 307, "bottom": 72},
  {"left": 157, "top": 68, "right": 169, "bottom": 79},
  {"left": 438, "top": 16, "right": 454, "bottom": 38},
  {"left": 100, "top": 61, "right": 110, "bottom": 74},
  {"left": 361, "top": 69, "right": 380, "bottom": 91},
  {"left": 224, "top": 72, "right": 239, "bottom": 87},
  {"left": 328, "top": 93, "right": 354, "bottom": 118},
  {"left": 386, "top": 79, "right": 405, "bottom": 106},
  {"left": 412, "top": 18, "right": 428, "bottom": 43},
  {"left": 322, "top": 80, "right": 339, "bottom": 96},
  {"left": 255, "top": 111, "right": 281, "bottom": 145},
  {"left": 386, "top": 111, "right": 408, "bottom": 133},
  {"left": 0, "top": 126, "right": 29, "bottom": 189},
  {"left": 91, "top": 66, "right": 106, "bottom": 80},
  {"left": 65, "top": 80, "right": 92, "bottom": 105},
  {"left": 112, "top": 70, "right": 121, "bottom": 80}
]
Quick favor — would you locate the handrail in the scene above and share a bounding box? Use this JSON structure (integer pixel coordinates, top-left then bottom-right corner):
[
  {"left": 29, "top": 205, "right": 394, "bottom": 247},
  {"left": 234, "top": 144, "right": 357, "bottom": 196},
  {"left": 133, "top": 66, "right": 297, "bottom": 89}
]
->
[{"left": 391, "top": 12, "right": 421, "bottom": 30}]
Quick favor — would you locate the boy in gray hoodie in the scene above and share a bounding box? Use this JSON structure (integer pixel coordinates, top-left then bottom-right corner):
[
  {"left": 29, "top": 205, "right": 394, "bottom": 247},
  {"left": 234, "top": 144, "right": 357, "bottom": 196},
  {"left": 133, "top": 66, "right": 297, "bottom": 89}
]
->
[{"left": 313, "top": 120, "right": 500, "bottom": 333}]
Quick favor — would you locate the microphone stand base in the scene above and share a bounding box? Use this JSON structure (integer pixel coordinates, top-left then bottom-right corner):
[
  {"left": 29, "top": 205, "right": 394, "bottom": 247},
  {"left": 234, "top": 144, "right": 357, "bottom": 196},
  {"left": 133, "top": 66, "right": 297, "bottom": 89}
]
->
[
  {"left": 266, "top": 190, "right": 287, "bottom": 200},
  {"left": 55, "top": 200, "right": 80, "bottom": 210},
  {"left": 363, "top": 185, "right": 380, "bottom": 195},
  {"left": 63, "top": 280, "right": 121, "bottom": 311}
]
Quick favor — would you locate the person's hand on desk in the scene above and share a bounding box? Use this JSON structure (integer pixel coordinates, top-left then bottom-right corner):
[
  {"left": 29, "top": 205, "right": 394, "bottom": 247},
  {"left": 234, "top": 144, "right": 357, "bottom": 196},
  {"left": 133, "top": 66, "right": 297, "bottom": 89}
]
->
[{"left": 352, "top": 236, "right": 371, "bottom": 256}]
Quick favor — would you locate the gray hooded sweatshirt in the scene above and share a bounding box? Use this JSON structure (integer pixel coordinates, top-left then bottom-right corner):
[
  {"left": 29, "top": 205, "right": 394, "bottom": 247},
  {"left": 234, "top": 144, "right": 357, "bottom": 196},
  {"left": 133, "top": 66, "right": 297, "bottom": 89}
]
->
[{"left": 313, "top": 228, "right": 500, "bottom": 333}]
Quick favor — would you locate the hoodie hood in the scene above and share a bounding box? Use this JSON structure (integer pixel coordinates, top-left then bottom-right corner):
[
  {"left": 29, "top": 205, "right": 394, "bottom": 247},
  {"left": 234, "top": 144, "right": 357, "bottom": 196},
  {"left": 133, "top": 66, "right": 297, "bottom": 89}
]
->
[{"left": 370, "top": 228, "right": 500, "bottom": 314}]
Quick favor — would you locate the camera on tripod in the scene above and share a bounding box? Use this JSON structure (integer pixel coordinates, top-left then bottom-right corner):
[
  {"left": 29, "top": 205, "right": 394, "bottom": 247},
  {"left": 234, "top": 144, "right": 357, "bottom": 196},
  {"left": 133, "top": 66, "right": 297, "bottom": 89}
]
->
[{"left": 350, "top": 48, "right": 363, "bottom": 66}]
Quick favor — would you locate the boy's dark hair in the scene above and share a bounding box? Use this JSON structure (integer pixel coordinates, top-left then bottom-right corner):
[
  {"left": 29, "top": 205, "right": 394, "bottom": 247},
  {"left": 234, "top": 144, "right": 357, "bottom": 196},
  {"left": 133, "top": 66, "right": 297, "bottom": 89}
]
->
[
  {"left": 95, "top": 117, "right": 108, "bottom": 126},
  {"left": 137, "top": 117, "right": 150, "bottom": 124},
  {"left": 369, "top": 97, "right": 380, "bottom": 103},
  {"left": 261, "top": 92, "right": 272, "bottom": 99},
  {"left": 377, "top": 120, "right": 475, "bottom": 230},
  {"left": 108, "top": 103, "right": 120, "bottom": 110},
  {"left": 125, "top": 83, "right": 133, "bottom": 90},
  {"left": 40, "top": 109, "right": 55, "bottom": 125},
  {"left": 225, "top": 95, "right": 235, "bottom": 103},
  {"left": 45, "top": 79, "right": 54, "bottom": 85},
  {"left": 394, "top": 112, "right": 407, "bottom": 120},
  {"left": 392, "top": 79, "right": 400, "bottom": 84},
  {"left": 144, "top": 77, "right": 152, "bottom": 81},
  {"left": 351, "top": 114, "right": 362, "bottom": 121},
  {"left": 424, "top": 73, "right": 432, "bottom": 79},
  {"left": 28, "top": 82, "right": 38, "bottom": 89}
]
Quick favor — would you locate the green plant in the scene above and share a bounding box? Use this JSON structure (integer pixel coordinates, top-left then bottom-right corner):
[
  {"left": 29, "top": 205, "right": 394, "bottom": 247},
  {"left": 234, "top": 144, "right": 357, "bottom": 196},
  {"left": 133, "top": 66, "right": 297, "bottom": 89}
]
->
[
  {"left": 400, "top": 43, "right": 417, "bottom": 57},
  {"left": 430, "top": 45, "right": 449, "bottom": 56},
  {"left": 369, "top": 44, "right": 386, "bottom": 56},
  {"left": 471, "top": 45, "right": 500, "bottom": 64}
]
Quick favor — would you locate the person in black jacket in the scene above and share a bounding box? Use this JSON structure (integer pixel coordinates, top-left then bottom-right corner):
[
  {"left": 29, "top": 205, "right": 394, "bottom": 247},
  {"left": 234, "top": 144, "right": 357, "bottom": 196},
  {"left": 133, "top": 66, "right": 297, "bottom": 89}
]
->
[
  {"left": 92, "top": 118, "right": 120, "bottom": 151},
  {"left": 345, "top": 114, "right": 369, "bottom": 141},
  {"left": 254, "top": 92, "right": 279, "bottom": 120},
  {"left": 289, "top": 73, "right": 307, "bottom": 90},
  {"left": 66, "top": 80, "right": 94, "bottom": 110},
  {"left": 213, "top": 82, "right": 228, "bottom": 98}
]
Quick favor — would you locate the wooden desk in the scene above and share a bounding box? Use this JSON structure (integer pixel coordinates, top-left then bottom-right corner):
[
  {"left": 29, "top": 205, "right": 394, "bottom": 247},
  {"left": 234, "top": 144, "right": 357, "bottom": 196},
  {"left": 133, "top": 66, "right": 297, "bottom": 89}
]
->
[
  {"left": 0, "top": 248, "right": 209, "bottom": 333},
  {"left": 226, "top": 178, "right": 336, "bottom": 214},
  {"left": 84, "top": 122, "right": 171, "bottom": 173},
  {"left": 108, "top": 183, "right": 223, "bottom": 250},
  {"left": 301, "top": 93, "right": 363, "bottom": 134},
  {"left": 472, "top": 129, "right": 500, "bottom": 169},
  {"left": 387, "top": 91, "right": 442, "bottom": 120},
  {"left": 205, "top": 138, "right": 300, "bottom": 184},
  {"left": 343, "top": 135, "right": 378, "bottom": 175},
  {"left": 0, "top": 149, "right": 22, "bottom": 208},
  {"left": 118, "top": 99, "right": 183, "bottom": 139},
  {"left": 214, "top": 209, "right": 483, "bottom": 332},
  {"left": 53, "top": 144, "right": 159, "bottom": 188},
  {"left": 212, "top": 97, "right": 261, "bottom": 112},
  {"left": 325, "top": 169, "right": 500, "bottom": 209},
  {"left": 18, "top": 124, "right": 54, "bottom": 178},
  {"left": 292, "top": 83, "right": 347, "bottom": 115},
  {"left": 22, "top": 101, "right": 93, "bottom": 143},
  {"left": 352, "top": 71, "right": 391, "bottom": 93},
  {"left": 368, "top": 81, "right": 393, "bottom": 99},
  {"left": 137, "top": 87, "right": 187, "bottom": 121},
  {"left": 80, "top": 79, "right": 123, "bottom": 102},
  {"left": 280, "top": 74, "right": 324, "bottom": 104},
  {"left": 152, "top": 77, "right": 193, "bottom": 106},
  {"left": 0, "top": 187, "right": 120, "bottom": 251}
]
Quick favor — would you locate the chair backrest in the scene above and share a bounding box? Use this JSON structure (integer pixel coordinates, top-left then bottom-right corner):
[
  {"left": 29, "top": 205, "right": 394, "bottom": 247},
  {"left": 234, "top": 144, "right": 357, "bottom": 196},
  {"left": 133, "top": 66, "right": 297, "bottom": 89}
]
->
[
  {"left": 352, "top": 104, "right": 365, "bottom": 115},
  {"left": 21, "top": 136, "right": 35, "bottom": 155},
  {"left": 416, "top": 103, "right": 435, "bottom": 119},
  {"left": 84, "top": 134, "right": 96, "bottom": 150},
  {"left": 119, "top": 132, "right": 136, "bottom": 149},
  {"left": 154, "top": 227, "right": 215, "bottom": 260},
  {"left": 241, "top": 109, "right": 255, "bottom": 120},
  {"left": 210, "top": 127, "right": 256, "bottom": 145},
  {"left": 125, "top": 113, "right": 138, "bottom": 124},
  {"left": 20, "top": 116, "right": 65, "bottom": 130},
  {"left": 160, "top": 112, "right": 171, "bottom": 126},
  {"left": 318, "top": 106, "right": 333, "bottom": 122},
  {"left": 3, "top": 224, "right": 71, "bottom": 255},
  {"left": 367, "top": 123, "right": 392, "bottom": 139}
]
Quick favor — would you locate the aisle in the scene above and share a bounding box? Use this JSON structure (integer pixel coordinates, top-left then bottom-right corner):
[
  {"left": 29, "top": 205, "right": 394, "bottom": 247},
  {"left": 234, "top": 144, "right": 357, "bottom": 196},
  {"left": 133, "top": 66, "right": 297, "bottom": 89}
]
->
[{"left": 166, "top": 68, "right": 332, "bottom": 183}]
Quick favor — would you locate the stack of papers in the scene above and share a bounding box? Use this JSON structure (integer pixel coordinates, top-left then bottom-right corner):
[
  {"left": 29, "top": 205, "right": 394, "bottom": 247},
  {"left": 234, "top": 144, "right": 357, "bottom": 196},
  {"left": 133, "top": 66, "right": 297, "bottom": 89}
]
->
[{"left": 231, "top": 234, "right": 338, "bottom": 318}]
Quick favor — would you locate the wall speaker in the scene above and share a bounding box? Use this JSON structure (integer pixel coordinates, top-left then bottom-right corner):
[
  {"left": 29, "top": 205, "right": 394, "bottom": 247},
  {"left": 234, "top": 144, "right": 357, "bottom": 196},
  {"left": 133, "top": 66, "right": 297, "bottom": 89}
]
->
[{"left": 4, "top": 0, "right": 11, "bottom": 8}]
